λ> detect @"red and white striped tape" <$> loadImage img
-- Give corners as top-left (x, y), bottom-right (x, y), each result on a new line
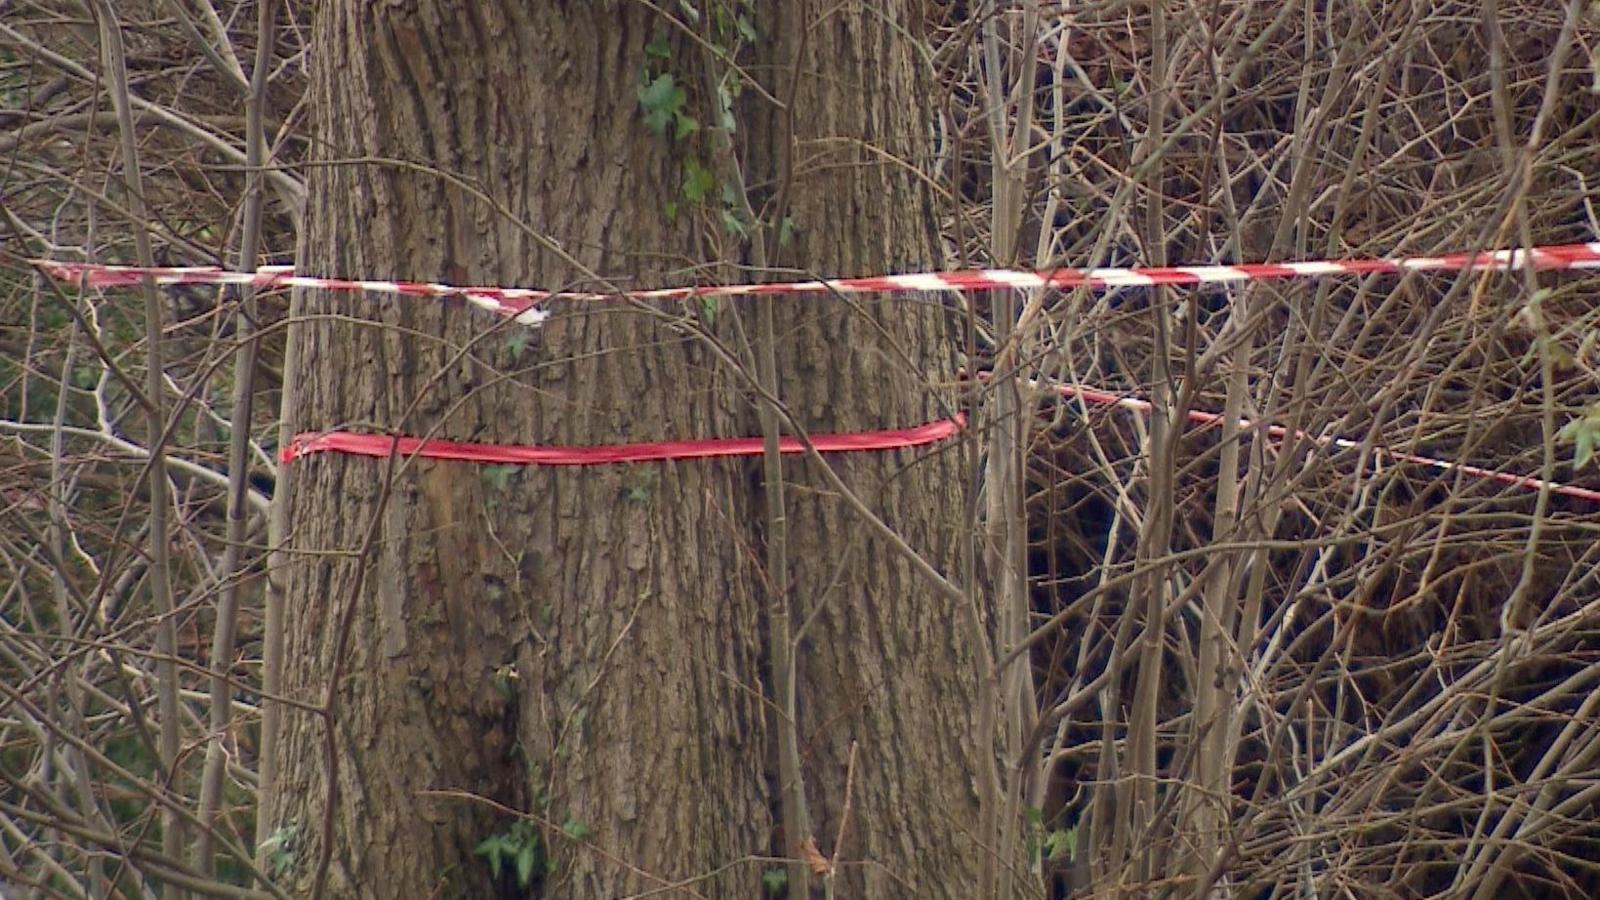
top-left (32, 246), bottom-right (1600, 500)
top-left (1050, 382), bottom-right (1600, 503)
top-left (31, 242), bottom-right (1600, 325)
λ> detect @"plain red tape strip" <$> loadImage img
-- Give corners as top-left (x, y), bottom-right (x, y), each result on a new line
top-left (279, 413), bottom-right (966, 466)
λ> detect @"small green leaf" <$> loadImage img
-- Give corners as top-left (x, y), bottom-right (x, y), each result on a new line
top-left (682, 159), bottom-right (715, 203)
top-left (476, 837), bottom-right (505, 880)
top-left (674, 112), bottom-right (700, 140)
top-left (483, 464), bottom-right (518, 492)
top-left (664, 200), bottom-right (679, 223)
top-left (638, 73), bottom-right (686, 136)
top-left (1023, 805), bottom-right (1044, 826)
top-left (638, 72), bottom-right (679, 109)
top-left (644, 37), bottom-right (672, 59)
top-left (1558, 407), bottom-right (1600, 470)
top-left (515, 841), bottom-right (536, 887)
top-left (643, 107), bottom-right (673, 135)
top-left (40, 307), bottom-right (69, 330)
top-left (1550, 342), bottom-right (1577, 370)
top-left (261, 826), bottom-right (298, 878)
top-left (716, 80), bottom-right (737, 132)
top-left (562, 816), bottom-right (593, 841)
top-left (762, 867), bottom-right (788, 895)
top-left (736, 13), bottom-right (758, 42)
top-left (1045, 826), bottom-right (1077, 862)
top-left (505, 329), bottom-right (531, 358)
top-left (778, 217), bottom-right (796, 246)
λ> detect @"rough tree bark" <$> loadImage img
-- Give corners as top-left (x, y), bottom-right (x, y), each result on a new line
top-left (265, 3), bottom-right (987, 897)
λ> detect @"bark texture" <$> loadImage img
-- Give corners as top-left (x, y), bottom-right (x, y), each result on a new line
top-left (267, 2), bottom-right (984, 897)
top-left (750, 8), bottom-right (987, 896)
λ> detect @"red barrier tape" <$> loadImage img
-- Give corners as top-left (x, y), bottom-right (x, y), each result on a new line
top-left (31, 242), bottom-right (1600, 325)
top-left (35, 246), bottom-right (1598, 497)
top-left (279, 414), bottom-right (966, 466)
top-left (1049, 382), bottom-right (1600, 503)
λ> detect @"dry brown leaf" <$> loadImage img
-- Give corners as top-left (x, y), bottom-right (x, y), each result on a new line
top-left (800, 836), bottom-right (832, 878)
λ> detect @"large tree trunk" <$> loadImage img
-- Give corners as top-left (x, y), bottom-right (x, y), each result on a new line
top-left (266, 3), bottom-right (987, 897)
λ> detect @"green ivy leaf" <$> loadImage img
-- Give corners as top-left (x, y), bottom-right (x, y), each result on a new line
top-left (515, 841), bottom-right (536, 887)
top-left (261, 826), bottom-right (298, 878)
top-left (1557, 408), bottom-right (1600, 470)
top-left (562, 816), bottom-right (593, 841)
top-left (475, 837), bottom-right (505, 880)
top-left (762, 867), bottom-right (788, 895)
top-left (638, 72), bottom-right (678, 109)
top-left (674, 112), bottom-right (700, 140)
top-left (642, 106), bottom-right (673, 136)
top-left (638, 73), bottom-right (686, 136)
top-left (483, 464), bottom-right (518, 492)
top-left (720, 208), bottom-right (748, 238)
top-left (1045, 826), bottom-right (1077, 862)
top-left (644, 37), bottom-right (672, 59)
top-left (682, 159), bottom-right (715, 203)
top-left (716, 79), bottom-right (737, 132)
